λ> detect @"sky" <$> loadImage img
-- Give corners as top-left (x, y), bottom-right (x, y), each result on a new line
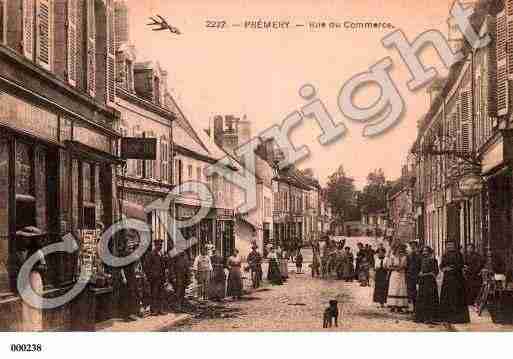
top-left (124, 0), bottom-right (455, 188)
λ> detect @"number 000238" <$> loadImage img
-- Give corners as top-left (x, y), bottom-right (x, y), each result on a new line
top-left (10, 344), bottom-right (43, 352)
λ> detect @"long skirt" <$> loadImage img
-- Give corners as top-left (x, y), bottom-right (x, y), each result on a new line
top-left (342, 261), bottom-right (354, 280)
top-left (209, 268), bottom-right (226, 300)
top-left (415, 275), bottom-right (439, 323)
top-left (373, 268), bottom-right (389, 304)
top-left (440, 271), bottom-right (470, 323)
top-left (267, 259), bottom-right (283, 285)
top-left (280, 259), bottom-right (289, 279)
top-left (387, 271), bottom-right (408, 308)
top-left (227, 267), bottom-right (243, 298)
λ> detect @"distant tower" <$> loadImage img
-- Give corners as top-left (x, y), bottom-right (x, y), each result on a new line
top-left (238, 114), bottom-right (251, 146)
top-left (448, 0), bottom-right (476, 52)
top-left (115, 0), bottom-right (130, 50)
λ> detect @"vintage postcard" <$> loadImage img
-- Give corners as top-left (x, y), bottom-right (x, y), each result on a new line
top-left (1, 0), bottom-right (513, 349)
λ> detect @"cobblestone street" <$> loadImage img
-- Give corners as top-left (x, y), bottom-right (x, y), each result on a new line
top-left (173, 266), bottom-right (447, 332)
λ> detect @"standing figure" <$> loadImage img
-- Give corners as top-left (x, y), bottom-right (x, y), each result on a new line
top-left (277, 246), bottom-right (289, 281)
top-left (356, 242), bottom-right (365, 281)
top-left (341, 247), bottom-right (355, 282)
top-left (311, 249), bottom-right (321, 278)
top-left (209, 249), bottom-right (226, 301)
top-left (168, 248), bottom-right (191, 311)
top-left (464, 244), bottom-right (484, 306)
top-left (386, 244), bottom-right (409, 313)
top-left (267, 246), bottom-right (283, 285)
top-left (119, 236), bottom-right (138, 322)
top-left (247, 244), bottom-right (263, 288)
top-left (295, 250), bottom-right (304, 274)
top-left (144, 240), bottom-right (166, 316)
top-left (193, 247), bottom-right (213, 301)
top-left (373, 247), bottom-right (389, 308)
top-left (415, 246), bottom-right (439, 324)
top-left (439, 241), bottom-right (470, 324)
top-left (406, 241), bottom-right (422, 313)
top-left (227, 249), bottom-right (244, 300)
top-left (358, 254), bottom-right (370, 287)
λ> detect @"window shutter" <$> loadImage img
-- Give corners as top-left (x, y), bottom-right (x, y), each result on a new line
top-left (460, 90), bottom-right (472, 154)
top-left (497, 10), bottom-right (508, 116)
top-left (507, 1), bottom-right (513, 78)
top-left (86, 0), bottom-right (96, 97)
top-left (106, 0), bottom-right (115, 104)
top-left (67, 0), bottom-right (77, 86)
top-left (23, 0), bottom-right (34, 59)
top-left (36, 0), bottom-right (52, 70)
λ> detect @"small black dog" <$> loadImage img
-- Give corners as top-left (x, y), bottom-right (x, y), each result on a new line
top-left (323, 300), bottom-right (339, 328)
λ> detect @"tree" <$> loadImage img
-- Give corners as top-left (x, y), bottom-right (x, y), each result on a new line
top-left (359, 168), bottom-right (392, 215)
top-left (325, 165), bottom-right (358, 222)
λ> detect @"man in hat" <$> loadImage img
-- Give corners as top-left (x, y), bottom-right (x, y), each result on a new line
top-left (167, 242), bottom-right (191, 311)
top-left (247, 242), bottom-right (263, 288)
top-left (406, 241), bottom-right (422, 313)
top-left (144, 240), bottom-right (166, 315)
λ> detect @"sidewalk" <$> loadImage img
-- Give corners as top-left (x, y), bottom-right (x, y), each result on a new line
top-left (97, 312), bottom-right (191, 332)
top-left (451, 308), bottom-right (513, 332)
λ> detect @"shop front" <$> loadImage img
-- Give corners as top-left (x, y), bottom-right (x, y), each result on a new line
top-left (0, 87), bottom-right (120, 331)
top-left (175, 203), bottom-right (217, 259)
top-left (480, 129), bottom-right (513, 283)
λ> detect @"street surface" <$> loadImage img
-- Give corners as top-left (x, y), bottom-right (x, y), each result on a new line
top-left (173, 237), bottom-right (445, 332)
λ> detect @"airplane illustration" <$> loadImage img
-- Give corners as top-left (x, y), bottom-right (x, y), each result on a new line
top-left (147, 15), bottom-right (182, 35)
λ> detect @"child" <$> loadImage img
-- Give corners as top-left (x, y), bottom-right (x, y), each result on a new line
top-left (295, 250), bottom-right (304, 274)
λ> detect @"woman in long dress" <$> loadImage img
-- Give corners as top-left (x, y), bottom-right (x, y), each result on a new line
top-left (267, 247), bottom-right (283, 285)
top-left (226, 249), bottom-right (243, 300)
top-left (439, 242), bottom-right (470, 324)
top-left (386, 244), bottom-right (409, 313)
top-left (342, 247), bottom-right (355, 282)
top-left (209, 249), bottom-right (226, 301)
top-left (373, 248), bottom-right (389, 308)
top-left (415, 246), bottom-right (439, 324)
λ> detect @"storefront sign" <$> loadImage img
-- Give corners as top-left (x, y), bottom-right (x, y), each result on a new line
top-left (0, 92), bottom-right (58, 142)
top-left (74, 124), bottom-right (112, 154)
top-left (121, 138), bottom-right (157, 160)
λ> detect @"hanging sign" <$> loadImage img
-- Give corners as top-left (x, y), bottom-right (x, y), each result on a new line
top-left (459, 173), bottom-right (483, 198)
top-left (121, 137), bottom-right (157, 160)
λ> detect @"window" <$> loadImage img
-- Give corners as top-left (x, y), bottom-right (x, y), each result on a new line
top-left (126, 59), bottom-right (134, 91)
top-left (196, 166), bottom-right (201, 182)
top-left (21, 0), bottom-right (54, 71)
top-left (160, 138), bottom-right (168, 182)
top-left (187, 164), bottom-right (193, 179)
top-left (154, 76), bottom-right (160, 105)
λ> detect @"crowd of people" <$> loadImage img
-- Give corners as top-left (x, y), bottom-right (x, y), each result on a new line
top-left (118, 238), bottom-right (262, 322)
top-left (310, 236), bottom-right (486, 325)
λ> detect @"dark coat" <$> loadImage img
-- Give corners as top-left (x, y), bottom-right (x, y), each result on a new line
top-left (415, 256), bottom-right (439, 323)
top-left (440, 250), bottom-right (470, 324)
top-left (406, 253), bottom-right (422, 301)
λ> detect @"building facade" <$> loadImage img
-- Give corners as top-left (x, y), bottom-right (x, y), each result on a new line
top-left (1, 0), bottom-right (121, 330)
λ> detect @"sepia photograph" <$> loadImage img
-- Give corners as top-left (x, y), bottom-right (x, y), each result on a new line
top-left (0, 0), bottom-right (512, 355)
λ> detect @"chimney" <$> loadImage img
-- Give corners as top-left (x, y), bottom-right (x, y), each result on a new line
top-left (213, 115), bottom-right (224, 147)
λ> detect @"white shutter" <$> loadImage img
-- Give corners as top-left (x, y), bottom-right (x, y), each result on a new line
top-left (67, 0), bottom-right (77, 86)
top-left (106, 0), bottom-right (115, 104)
top-left (86, 0), bottom-right (96, 97)
top-left (36, 0), bottom-right (52, 70)
top-left (23, 0), bottom-right (34, 60)
top-left (507, 0), bottom-right (513, 78)
top-left (460, 90), bottom-right (472, 153)
top-left (497, 10), bottom-right (509, 116)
